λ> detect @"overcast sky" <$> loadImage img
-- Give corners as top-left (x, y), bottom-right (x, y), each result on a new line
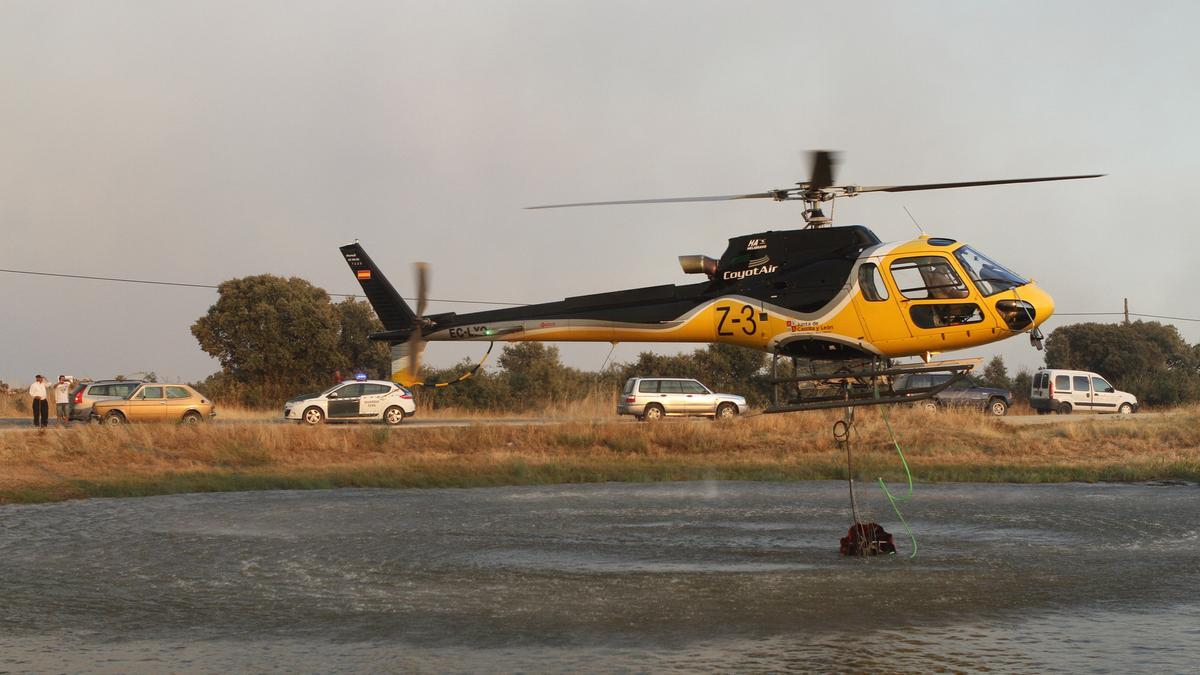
top-left (2, 0), bottom-right (1198, 388)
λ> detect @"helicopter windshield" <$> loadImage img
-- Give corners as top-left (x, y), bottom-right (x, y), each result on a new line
top-left (954, 245), bottom-right (1028, 296)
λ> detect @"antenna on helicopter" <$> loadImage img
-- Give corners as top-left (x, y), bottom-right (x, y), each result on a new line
top-left (902, 206), bottom-right (926, 237)
top-left (526, 151), bottom-right (1104, 229)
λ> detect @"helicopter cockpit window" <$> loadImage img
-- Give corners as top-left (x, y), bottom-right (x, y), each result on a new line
top-left (954, 245), bottom-right (1028, 296)
top-left (858, 263), bottom-right (889, 302)
top-left (889, 256), bottom-right (969, 300)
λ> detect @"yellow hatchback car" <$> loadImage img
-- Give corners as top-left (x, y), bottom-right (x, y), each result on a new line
top-left (92, 383), bottom-right (216, 425)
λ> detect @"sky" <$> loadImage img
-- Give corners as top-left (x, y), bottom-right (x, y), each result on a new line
top-left (2, 0), bottom-right (1198, 388)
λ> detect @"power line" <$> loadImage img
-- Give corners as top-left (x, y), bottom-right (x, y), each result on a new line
top-left (0, 267), bottom-right (526, 306)
top-left (2, 266), bottom-right (1197, 322)
top-left (1132, 313), bottom-right (1200, 323)
top-left (1054, 312), bottom-right (1200, 323)
top-left (0, 268), bottom-right (221, 290)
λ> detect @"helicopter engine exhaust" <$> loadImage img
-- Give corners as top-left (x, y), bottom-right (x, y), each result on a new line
top-left (679, 255), bottom-right (718, 277)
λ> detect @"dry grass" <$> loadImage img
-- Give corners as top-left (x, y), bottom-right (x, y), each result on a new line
top-left (1, 405), bottom-right (1197, 504)
top-left (0, 394), bottom-right (29, 418)
top-left (0, 390), bottom-right (70, 418)
top-left (0, 395), bottom-right (614, 422)
top-left (212, 402), bottom-right (278, 420)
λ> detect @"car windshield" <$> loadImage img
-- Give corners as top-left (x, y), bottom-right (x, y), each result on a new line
top-left (313, 383), bottom-right (346, 398)
top-left (954, 245), bottom-right (1028, 296)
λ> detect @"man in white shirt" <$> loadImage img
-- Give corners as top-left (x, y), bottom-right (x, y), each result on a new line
top-left (54, 375), bottom-right (72, 425)
top-left (28, 375), bottom-right (49, 429)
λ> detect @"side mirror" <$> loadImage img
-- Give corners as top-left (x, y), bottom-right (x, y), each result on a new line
top-left (327, 392), bottom-right (338, 399)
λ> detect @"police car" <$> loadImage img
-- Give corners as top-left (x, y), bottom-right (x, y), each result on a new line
top-left (284, 379), bottom-right (416, 425)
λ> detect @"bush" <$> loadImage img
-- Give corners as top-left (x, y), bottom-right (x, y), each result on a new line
top-left (1044, 321), bottom-right (1200, 406)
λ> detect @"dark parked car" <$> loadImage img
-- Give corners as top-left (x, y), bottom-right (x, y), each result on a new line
top-left (892, 373), bottom-right (1012, 416)
top-left (68, 379), bottom-right (146, 421)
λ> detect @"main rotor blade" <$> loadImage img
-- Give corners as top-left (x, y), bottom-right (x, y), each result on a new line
top-left (847, 174), bottom-right (1104, 194)
top-left (525, 193), bottom-right (778, 209)
top-left (810, 150), bottom-right (837, 190)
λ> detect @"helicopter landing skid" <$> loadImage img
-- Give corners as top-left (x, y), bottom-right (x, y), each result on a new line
top-left (764, 358), bottom-right (981, 414)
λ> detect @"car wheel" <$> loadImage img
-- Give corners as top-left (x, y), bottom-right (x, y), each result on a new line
top-left (181, 411), bottom-right (203, 424)
top-left (103, 411), bottom-right (126, 426)
top-left (302, 406), bottom-right (325, 425)
top-left (988, 398), bottom-right (1008, 416)
top-left (1118, 403), bottom-right (1133, 414)
top-left (642, 404), bottom-right (664, 421)
top-left (921, 400), bottom-right (939, 413)
top-left (715, 402), bottom-right (738, 421)
top-left (383, 406), bottom-right (406, 426)
top-left (1057, 402), bottom-right (1072, 415)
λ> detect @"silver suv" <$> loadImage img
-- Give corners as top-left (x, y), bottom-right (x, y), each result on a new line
top-left (68, 379), bottom-right (146, 422)
top-left (618, 377), bottom-right (747, 421)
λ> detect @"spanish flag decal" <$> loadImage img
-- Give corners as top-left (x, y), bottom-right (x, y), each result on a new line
top-left (356, 270), bottom-right (372, 280)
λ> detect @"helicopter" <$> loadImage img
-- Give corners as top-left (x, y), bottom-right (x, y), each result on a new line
top-left (340, 152), bottom-right (1100, 412)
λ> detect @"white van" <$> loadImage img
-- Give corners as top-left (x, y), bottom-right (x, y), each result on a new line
top-left (1030, 369), bottom-right (1138, 415)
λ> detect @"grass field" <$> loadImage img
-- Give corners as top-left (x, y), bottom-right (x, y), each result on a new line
top-left (0, 391), bottom-right (623, 421)
top-left (1, 405), bottom-right (1196, 504)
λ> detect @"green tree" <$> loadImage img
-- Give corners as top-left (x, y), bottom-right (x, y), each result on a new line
top-left (1044, 321), bottom-right (1200, 406)
top-left (191, 275), bottom-right (342, 404)
top-left (616, 344), bottom-right (772, 405)
top-left (498, 342), bottom-right (586, 403)
top-left (417, 343), bottom-right (598, 412)
top-left (694, 344), bottom-right (768, 387)
top-left (418, 358), bottom-right (511, 410)
top-left (616, 351), bottom-right (699, 380)
top-left (335, 298), bottom-right (391, 379)
top-left (1011, 368), bottom-right (1032, 403)
top-left (979, 356), bottom-right (1012, 391)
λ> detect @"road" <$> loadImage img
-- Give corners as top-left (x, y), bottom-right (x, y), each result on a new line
top-left (0, 411), bottom-right (1175, 430)
top-left (0, 416), bottom-right (591, 430)
top-left (996, 411), bottom-right (1174, 426)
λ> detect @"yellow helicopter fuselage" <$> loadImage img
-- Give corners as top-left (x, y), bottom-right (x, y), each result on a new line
top-left (467, 236), bottom-right (1053, 361)
top-left (341, 228), bottom-right (1053, 384)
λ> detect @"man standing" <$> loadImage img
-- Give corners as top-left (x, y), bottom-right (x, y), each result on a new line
top-left (29, 374), bottom-right (49, 429)
top-left (54, 375), bottom-right (72, 425)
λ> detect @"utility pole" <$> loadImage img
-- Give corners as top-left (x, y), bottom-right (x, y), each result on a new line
top-left (1123, 298), bottom-right (1130, 325)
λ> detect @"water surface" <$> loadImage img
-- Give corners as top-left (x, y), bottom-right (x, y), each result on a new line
top-left (1, 482), bottom-right (1197, 672)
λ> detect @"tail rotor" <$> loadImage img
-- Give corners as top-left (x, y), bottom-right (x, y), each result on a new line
top-left (403, 262), bottom-right (429, 385)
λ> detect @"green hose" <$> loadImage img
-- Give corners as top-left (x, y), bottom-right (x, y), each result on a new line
top-left (878, 405), bottom-right (918, 558)
top-left (872, 375), bottom-right (917, 558)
